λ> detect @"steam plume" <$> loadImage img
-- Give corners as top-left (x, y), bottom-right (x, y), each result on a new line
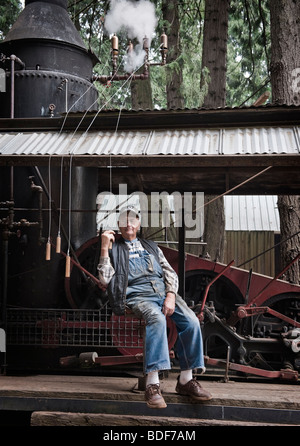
top-left (105, 0), bottom-right (158, 72)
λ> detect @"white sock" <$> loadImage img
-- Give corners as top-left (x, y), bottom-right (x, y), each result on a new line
top-left (179, 369), bottom-right (193, 385)
top-left (146, 370), bottom-right (159, 386)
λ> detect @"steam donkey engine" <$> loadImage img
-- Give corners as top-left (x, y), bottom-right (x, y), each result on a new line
top-left (1, 0), bottom-right (300, 380)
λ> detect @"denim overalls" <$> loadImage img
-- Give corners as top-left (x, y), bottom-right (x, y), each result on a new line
top-left (125, 241), bottom-right (205, 374)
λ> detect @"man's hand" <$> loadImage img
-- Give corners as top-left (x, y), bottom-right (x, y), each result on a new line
top-left (162, 292), bottom-right (176, 317)
top-left (101, 230), bottom-right (115, 257)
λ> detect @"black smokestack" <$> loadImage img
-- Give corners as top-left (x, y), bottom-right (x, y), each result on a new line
top-left (0, 0), bottom-right (99, 118)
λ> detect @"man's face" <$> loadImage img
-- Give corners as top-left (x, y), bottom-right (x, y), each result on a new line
top-left (118, 212), bottom-right (140, 240)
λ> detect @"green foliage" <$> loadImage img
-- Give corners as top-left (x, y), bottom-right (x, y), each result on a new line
top-left (0, 0), bottom-right (22, 41)
top-left (0, 0), bottom-right (272, 109)
top-left (226, 0), bottom-right (271, 106)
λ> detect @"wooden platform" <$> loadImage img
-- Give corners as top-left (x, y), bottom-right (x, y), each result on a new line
top-left (0, 372), bottom-right (300, 426)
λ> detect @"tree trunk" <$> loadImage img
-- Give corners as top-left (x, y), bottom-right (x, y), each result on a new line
top-left (270, 0), bottom-right (300, 283)
top-left (200, 195), bottom-right (225, 262)
top-left (270, 0), bottom-right (300, 106)
top-left (277, 196), bottom-right (300, 283)
top-left (130, 67), bottom-right (153, 110)
top-left (200, 0), bottom-right (230, 108)
top-left (199, 0), bottom-right (230, 261)
top-left (162, 0), bottom-right (184, 109)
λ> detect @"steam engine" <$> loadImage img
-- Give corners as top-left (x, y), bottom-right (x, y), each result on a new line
top-left (1, 0), bottom-right (300, 380)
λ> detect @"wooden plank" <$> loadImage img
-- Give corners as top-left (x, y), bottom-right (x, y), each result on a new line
top-left (0, 374), bottom-right (300, 410)
top-left (30, 411), bottom-right (291, 426)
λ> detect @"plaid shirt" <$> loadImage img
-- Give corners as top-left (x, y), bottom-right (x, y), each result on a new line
top-left (97, 239), bottom-right (178, 295)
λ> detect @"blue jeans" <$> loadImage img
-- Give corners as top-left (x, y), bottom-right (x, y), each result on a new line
top-left (126, 293), bottom-right (205, 374)
top-left (125, 249), bottom-right (205, 374)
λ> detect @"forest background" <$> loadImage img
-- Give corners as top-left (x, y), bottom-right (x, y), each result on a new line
top-left (0, 0), bottom-right (272, 109)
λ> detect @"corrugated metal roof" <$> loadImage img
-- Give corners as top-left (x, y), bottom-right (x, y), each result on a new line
top-left (0, 126), bottom-right (299, 156)
top-left (224, 195), bottom-right (280, 231)
top-left (222, 127), bottom-right (300, 155)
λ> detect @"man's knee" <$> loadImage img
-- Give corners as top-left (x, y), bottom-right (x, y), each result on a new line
top-left (145, 308), bottom-right (166, 326)
top-left (129, 301), bottom-right (165, 325)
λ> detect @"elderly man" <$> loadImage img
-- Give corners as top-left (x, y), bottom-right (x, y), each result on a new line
top-left (97, 205), bottom-right (212, 409)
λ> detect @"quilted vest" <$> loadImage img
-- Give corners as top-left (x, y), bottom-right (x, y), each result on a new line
top-left (107, 237), bottom-right (161, 315)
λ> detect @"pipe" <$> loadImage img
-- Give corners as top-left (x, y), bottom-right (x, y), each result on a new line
top-left (160, 32), bottom-right (168, 65)
top-left (111, 34), bottom-right (119, 76)
top-left (93, 72), bottom-right (149, 84)
top-left (143, 37), bottom-right (149, 77)
top-left (10, 58), bottom-right (14, 119)
top-left (0, 237), bottom-right (8, 374)
top-left (93, 32), bottom-right (166, 85)
top-left (178, 207), bottom-right (185, 299)
top-left (7, 55), bottom-right (25, 119)
top-left (29, 176), bottom-right (44, 244)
